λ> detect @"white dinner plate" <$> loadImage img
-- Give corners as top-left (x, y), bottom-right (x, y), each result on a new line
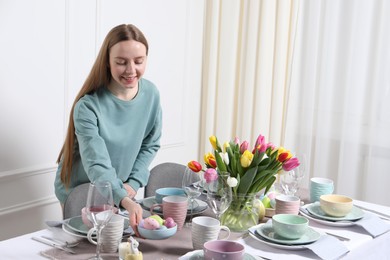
top-left (248, 224), bottom-right (308, 251)
top-left (180, 249), bottom-right (262, 260)
top-left (256, 223), bottom-right (321, 245)
top-left (306, 203), bottom-right (365, 221)
top-left (140, 196), bottom-right (208, 216)
top-left (299, 206), bottom-right (357, 227)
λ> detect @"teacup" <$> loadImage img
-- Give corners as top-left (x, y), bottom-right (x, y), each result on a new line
top-left (275, 194), bottom-right (301, 215)
top-left (203, 240), bottom-right (245, 260)
top-left (191, 216), bottom-right (230, 250)
top-left (150, 195), bottom-right (188, 230)
top-left (87, 214), bottom-right (124, 253)
top-left (310, 177), bottom-right (334, 203)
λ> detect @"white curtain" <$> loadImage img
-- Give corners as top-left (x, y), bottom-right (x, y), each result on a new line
top-left (201, 0), bottom-right (390, 206)
top-left (285, 0), bottom-right (390, 206)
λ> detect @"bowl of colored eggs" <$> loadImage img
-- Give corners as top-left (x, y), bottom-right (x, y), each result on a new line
top-left (138, 215), bottom-right (177, 240)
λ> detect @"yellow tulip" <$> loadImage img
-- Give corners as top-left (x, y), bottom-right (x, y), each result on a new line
top-left (240, 150), bottom-right (254, 168)
top-left (209, 135), bottom-right (217, 150)
top-left (204, 152), bottom-right (217, 168)
top-left (223, 142), bottom-right (230, 152)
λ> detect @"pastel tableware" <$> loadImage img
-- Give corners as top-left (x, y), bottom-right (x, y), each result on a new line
top-left (310, 177), bottom-right (334, 203)
top-left (203, 240), bottom-right (245, 260)
top-left (320, 194), bottom-right (353, 217)
top-left (87, 214), bottom-right (125, 253)
top-left (138, 225), bottom-right (177, 240)
top-left (275, 194), bottom-right (301, 215)
top-left (81, 206), bottom-right (119, 228)
top-left (155, 187), bottom-right (186, 203)
top-left (150, 195), bottom-right (188, 230)
top-left (306, 202), bottom-right (364, 221)
top-left (272, 214), bottom-right (309, 240)
top-left (191, 216), bottom-right (230, 250)
top-left (256, 222), bottom-right (320, 245)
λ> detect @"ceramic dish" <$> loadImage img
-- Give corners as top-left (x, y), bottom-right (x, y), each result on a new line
top-left (140, 196), bottom-right (208, 216)
top-left (180, 249), bottom-right (262, 260)
top-left (248, 225), bottom-right (307, 251)
top-left (65, 215), bottom-right (130, 235)
top-left (62, 222), bottom-right (93, 238)
top-left (306, 203), bottom-right (364, 221)
top-left (299, 206), bottom-right (357, 227)
top-left (256, 223), bottom-right (321, 245)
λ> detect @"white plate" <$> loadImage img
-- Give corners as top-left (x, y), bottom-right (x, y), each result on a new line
top-left (256, 223), bottom-right (321, 245)
top-left (306, 203), bottom-right (364, 221)
top-left (248, 224), bottom-right (308, 251)
top-left (299, 207), bottom-right (357, 227)
top-left (180, 249), bottom-right (262, 260)
top-left (141, 196), bottom-right (208, 216)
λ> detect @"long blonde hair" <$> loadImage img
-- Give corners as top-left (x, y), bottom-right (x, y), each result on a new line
top-left (57, 24), bottom-right (149, 186)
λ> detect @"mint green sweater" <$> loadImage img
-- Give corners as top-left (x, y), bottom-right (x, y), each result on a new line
top-left (55, 78), bottom-right (162, 206)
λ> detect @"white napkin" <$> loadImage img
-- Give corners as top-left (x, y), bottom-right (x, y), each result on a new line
top-left (302, 235), bottom-right (349, 260)
top-left (354, 213), bottom-right (390, 237)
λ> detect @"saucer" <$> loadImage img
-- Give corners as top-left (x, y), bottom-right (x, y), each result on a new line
top-left (141, 196), bottom-right (208, 216)
top-left (256, 223), bottom-right (321, 245)
top-left (306, 203), bottom-right (364, 221)
top-left (300, 206), bottom-right (357, 227)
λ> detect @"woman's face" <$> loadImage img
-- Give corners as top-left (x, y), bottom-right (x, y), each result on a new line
top-left (108, 40), bottom-right (147, 91)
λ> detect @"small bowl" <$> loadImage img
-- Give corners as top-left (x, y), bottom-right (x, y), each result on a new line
top-left (320, 194), bottom-right (353, 217)
top-left (203, 240), bottom-right (245, 260)
top-left (272, 214), bottom-right (308, 239)
top-left (138, 225), bottom-right (177, 240)
top-left (155, 187), bottom-right (186, 203)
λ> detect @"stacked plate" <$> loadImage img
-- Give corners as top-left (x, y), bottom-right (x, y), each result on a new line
top-left (300, 202), bottom-right (365, 227)
top-left (62, 215), bottom-right (130, 238)
top-left (140, 196), bottom-right (208, 216)
top-left (249, 222), bottom-right (321, 250)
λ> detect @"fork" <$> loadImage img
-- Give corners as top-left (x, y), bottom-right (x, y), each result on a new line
top-left (324, 232), bottom-right (350, 241)
top-left (41, 236), bottom-right (80, 248)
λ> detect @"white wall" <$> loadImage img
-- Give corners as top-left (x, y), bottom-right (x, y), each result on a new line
top-left (0, 0), bottom-right (205, 240)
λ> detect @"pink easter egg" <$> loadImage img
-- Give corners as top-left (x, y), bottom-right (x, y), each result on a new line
top-left (164, 217), bottom-right (176, 228)
top-left (143, 217), bottom-right (160, 230)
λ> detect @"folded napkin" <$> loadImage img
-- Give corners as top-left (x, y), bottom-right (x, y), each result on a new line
top-left (302, 235), bottom-right (349, 260)
top-left (247, 225), bottom-right (349, 260)
top-left (354, 213), bottom-right (390, 237)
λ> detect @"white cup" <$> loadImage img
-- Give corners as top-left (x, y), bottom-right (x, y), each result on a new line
top-left (87, 214), bottom-right (124, 253)
top-left (310, 177), bottom-right (334, 203)
top-left (191, 216), bottom-right (230, 250)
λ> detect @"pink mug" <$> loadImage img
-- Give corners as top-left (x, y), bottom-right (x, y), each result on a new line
top-left (275, 194), bottom-right (301, 215)
top-left (150, 195), bottom-right (188, 230)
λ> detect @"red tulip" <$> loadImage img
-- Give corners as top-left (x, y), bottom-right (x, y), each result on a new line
top-left (187, 161), bottom-right (202, 172)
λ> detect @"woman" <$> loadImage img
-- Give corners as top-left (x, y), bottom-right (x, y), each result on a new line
top-left (55, 24), bottom-right (162, 235)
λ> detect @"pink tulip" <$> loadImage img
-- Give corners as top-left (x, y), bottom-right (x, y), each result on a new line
top-left (234, 137), bottom-right (240, 144)
top-left (204, 168), bottom-right (218, 183)
top-left (282, 157), bottom-right (300, 171)
top-left (240, 141), bottom-right (249, 154)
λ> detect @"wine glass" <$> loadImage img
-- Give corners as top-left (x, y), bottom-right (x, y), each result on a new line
top-left (86, 181), bottom-right (115, 260)
top-left (205, 172), bottom-right (232, 220)
top-left (182, 167), bottom-right (203, 225)
top-left (280, 154), bottom-right (306, 197)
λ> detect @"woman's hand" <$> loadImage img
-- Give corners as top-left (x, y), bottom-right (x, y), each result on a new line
top-left (120, 197), bottom-right (143, 237)
top-left (124, 184), bottom-right (137, 199)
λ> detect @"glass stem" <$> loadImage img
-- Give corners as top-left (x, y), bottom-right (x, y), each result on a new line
top-left (189, 198), bottom-right (194, 222)
top-left (96, 226), bottom-right (103, 258)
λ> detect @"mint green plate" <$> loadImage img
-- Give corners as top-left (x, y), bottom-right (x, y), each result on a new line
top-left (256, 223), bottom-right (321, 245)
top-left (307, 203), bottom-right (364, 221)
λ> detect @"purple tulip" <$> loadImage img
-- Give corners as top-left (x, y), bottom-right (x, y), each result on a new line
top-left (282, 157), bottom-right (300, 171)
top-left (240, 141), bottom-right (249, 154)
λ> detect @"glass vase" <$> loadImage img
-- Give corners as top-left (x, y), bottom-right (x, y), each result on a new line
top-left (220, 193), bottom-right (259, 232)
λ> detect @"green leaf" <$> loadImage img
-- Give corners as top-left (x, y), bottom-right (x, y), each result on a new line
top-left (263, 176), bottom-right (276, 194)
top-left (214, 150), bottom-right (227, 172)
top-left (237, 166), bottom-right (258, 194)
top-left (215, 137), bottom-right (223, 152)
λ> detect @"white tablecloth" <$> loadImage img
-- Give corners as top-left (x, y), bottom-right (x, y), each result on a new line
top-left (0, 200), bottom-right (389, 259)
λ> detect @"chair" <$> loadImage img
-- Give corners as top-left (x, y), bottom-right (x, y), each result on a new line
top-left (144, 162), bottom-right (199, 197)
top-left (63, 183), bottom-right (90, 219)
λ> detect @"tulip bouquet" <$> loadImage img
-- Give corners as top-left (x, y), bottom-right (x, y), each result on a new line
top-left (188, 134), bottom-right (300, 231)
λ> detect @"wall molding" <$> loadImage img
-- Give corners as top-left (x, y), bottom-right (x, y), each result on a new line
top-left (0, 165), bottom-right (57, 181)
top-left (0, 195), bottom-right (59, 217)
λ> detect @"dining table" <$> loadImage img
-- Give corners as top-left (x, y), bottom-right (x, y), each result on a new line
top-left (1, 191), bottom-right (390, 260)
